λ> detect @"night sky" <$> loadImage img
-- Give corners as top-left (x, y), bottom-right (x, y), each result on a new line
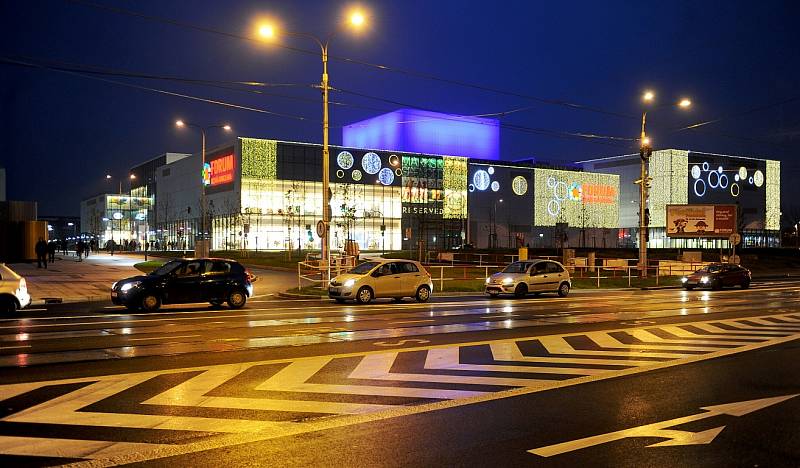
top-left (2, 0), bottom-right (799, 219)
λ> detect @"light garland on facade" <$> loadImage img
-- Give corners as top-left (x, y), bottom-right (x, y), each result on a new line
top-left (533, 168), bottom-right (619, 228)
top-left (240, 138), bottom-right (277, 180)
top-left (648, 149), bottom-right (688, 227)
top-left (442, 156), bottom-right (468, 219)
top-left (766, 160), bottom-right (780, 231)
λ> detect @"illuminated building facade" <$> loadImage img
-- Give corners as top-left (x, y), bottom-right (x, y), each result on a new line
top-left (579, 150), bottom-right (781, 248)
top-left (79, 193), bottom-right (154, 246)
top-left (150, 137), bottom-right (620, 252)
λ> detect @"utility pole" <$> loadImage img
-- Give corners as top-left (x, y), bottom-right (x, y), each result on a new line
top-left (637, 142), bottom-right (652, 278)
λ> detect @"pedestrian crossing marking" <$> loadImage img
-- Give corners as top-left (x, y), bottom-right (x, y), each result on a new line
top-left (1, 312), bottom-right (799, 465)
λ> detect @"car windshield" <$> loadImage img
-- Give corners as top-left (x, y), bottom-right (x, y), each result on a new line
top-left (349, 262), bottom-right (380, 275)
top-left (698, 264), bottom-right (724, 274)
top-left (150, 260), bottom-right (182, 276)
top-left (502, 262), bottom-right (530, 274)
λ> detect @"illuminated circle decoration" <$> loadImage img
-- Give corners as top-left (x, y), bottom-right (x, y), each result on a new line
top-left (554, 181), bottom-right (568, 201)
top-left (567, 182), bottom-right (583, 201)
top-left (202, 162), bottom-right (211, 186)
top-left (730, 182), bottom-right (740, 197)
top-left (351, 169), bottom-right (363, 181)
top-left (717, 166), bottom-right (723, 174)
top-left (337, 151), bottom-right (354, 170)
top-left (512, 176), bottom-right (528, 195)
top-left (691, 165), bottom-right (701, 179)
top-left (694, 179), bottom-right (707, 197)
top-left (388, 154), bottom-right (400, 167)
top-left (491, 181), bottom-right (500, 192)
top-left (488, 166), bottom-right (495, 175)
top-left (748, 176), bottom-right (754, 185)
top-left (336, 169), bottom-right (345, 179)
top-left (735, 174), bottom-right (740, 182)
top-left (738, 166), bottom-right (748, 180)
top-left (395, 168), bottom-right (402, 176)
top-left (719, 174), bottom-right (729, 189)
top-left (546, 176), bottom-right (557, 189)
top-left (378, 167), bottom-right (395, 186)
top-left (707, 171), bottom-right (720, 188)
top-left (362, 152), bottom-right (381, 174)
top-left (547, 199), bottom-right (561, 217)
top-left (468, 183), bottom-right (475, 192)
top-left (753, 170), bottom-right (764, 187)
top-left (112, 212), bottom-right (123, 220)
top-left (473, 170), bottom-right (491, 191)
top-left (702, 161), bottom-right (709, 172)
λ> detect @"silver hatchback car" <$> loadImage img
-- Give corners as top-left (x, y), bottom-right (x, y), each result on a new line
top-left (485, 260), bottom-right (571, 298)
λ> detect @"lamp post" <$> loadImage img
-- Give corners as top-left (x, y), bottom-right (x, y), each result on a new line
top-left (257, 9), bottom-right (367, 279)
top-left (175, 120), bottom-right (232, 257)
top-left (636, 91), bottom-right (691, 278)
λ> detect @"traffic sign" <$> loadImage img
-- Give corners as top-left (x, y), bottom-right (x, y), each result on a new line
top-left (316, 220), bottom-right (326, 238)
top-left (729, 233), bottom-right (742, 245)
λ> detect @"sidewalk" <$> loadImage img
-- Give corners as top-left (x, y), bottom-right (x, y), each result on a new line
top-left (8, 252), bottom-right (300, 305)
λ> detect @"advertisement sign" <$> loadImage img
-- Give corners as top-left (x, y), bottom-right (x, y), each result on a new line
top-left (203, 153), bottom-right (235, 186)
top-left (666, 204), bottom-right (737, 238)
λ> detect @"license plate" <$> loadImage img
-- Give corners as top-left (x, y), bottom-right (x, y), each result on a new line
top-left (329, 287), bottom-right (340, 294)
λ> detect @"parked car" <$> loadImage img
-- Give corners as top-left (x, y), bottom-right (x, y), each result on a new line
top-left (111, 258), bottom-right (255, 311)
top-left (328, 259), bottom-right (433, 304)
top-left (0, 264), bottom-right (31, 313)
top-left (682, 263), bottom-right (751, 290)
top-left (485, 260), bottom-right (571, 298)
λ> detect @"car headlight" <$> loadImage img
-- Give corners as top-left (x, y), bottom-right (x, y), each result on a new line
top-left (700, 276), bottom-right (709, 284)
top-left (681, 277), bottom-right (688, 283)
top-left (485, 277), bottom-right (491, 284)
top-left (120, 281), bottom-right (141, 292)
top-left (343, 279), bottom-right (356, 288)
top-left (502, 277), bottom-right (514, 285)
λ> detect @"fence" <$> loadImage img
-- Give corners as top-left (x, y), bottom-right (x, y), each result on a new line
top-left (297, 253), bottom-right (357, 289)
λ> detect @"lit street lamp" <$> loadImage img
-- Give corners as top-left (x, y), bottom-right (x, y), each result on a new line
top-left (637, 90), bottom-right (692, 278)
top-left (257, 8), bottom-right (368, 278)
top-left (175, 120), bottom-right (232, 257)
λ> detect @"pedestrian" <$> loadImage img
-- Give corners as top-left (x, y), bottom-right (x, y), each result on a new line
top-left (47, 240), bottom-right (56, 263)
top-left (61, 239), bottom-right (68, 255)
top-left (35, 237), bottom-right (48, 269)
top-left (76, 240), bottom-right (84, 261)
top-left (84, 239), bottom-right (90, 258)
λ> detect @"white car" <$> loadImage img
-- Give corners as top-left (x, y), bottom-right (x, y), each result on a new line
top-left (0, 264), bottom-right (31, 313)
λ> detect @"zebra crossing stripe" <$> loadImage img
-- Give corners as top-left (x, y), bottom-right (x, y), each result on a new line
top-left (1, 312), bottom-right (799, 464)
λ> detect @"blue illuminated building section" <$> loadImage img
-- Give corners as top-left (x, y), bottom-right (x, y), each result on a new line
top-left (343, 109), bottom-right (500, 160)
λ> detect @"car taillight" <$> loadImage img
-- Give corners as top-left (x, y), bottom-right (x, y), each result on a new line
top-left (19, 278), bottom-right (26, 292)
top-left (245, 269), bottom-right (256, 282)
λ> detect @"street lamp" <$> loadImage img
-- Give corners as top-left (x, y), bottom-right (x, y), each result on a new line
top-left (257, 8), bottom-right (368, 279)
top-left (637, 91), bottom-right (692, 278)
top-left (175, 120), bottom-right (232, 257)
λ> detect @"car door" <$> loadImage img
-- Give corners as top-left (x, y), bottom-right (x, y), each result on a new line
top-left (166, 260), bottom-right (205, 304)
top-left (370, 263), bottom-right (400, 298)
top-left (399, 262), bottom-right (424, 295)
top-left (527, 262), bottom-right (548, 291)
top-left (201, 260), bottom-right (232, 301)
top-left (544, 262), bottom-right (567, 292)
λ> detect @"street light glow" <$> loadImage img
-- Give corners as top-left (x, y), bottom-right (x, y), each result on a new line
top-left (223, 124), bottom-right (232, 131)
top-left (175, 120), bottom-right (185, 127)
top-left (106, 174), bottom-right (112, 179)
top-left (258, 24), bottom-right (275, 38)
top-left (643, 91), bottom-right (655, 102)
top-left (679, 98), bottom-right (692, 108)
top-left (349, 10), bottom-right (365, 27)
top-left (642, 137), bottom-right (651, 146)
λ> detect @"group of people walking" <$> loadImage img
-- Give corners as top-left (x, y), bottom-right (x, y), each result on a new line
top-left (34, 238), bottom-right (97, 268)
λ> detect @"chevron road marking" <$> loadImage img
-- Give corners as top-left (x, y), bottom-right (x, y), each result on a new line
top-left (0, 312), bottom-right (799, 465)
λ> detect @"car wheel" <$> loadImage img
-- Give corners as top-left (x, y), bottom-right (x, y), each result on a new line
top-left (415, 285), bottom-right (431, 303)
top-left (741, 280), bottom-right (750, 289)
top-left (711, 281), bottom-right (722, 291)
top-left (0, 297), bottom-right (17, 314)
top-left (334, 298), bottom-right (346, 304)
top-left (557, 282), bottom-right (570, 297)
top-left (141, 294), bottom-right (161, 311)
top-left (227, 289), bottom-right (247, 309)
top-left (356, 287), bottom-right (373, 304)
top-left (513, 283), bottom-right (528, 298)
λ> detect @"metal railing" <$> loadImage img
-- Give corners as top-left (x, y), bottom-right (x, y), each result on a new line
top-left (297, 253), bottom-right (356, 289)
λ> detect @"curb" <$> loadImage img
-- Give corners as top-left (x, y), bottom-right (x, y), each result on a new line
top-left (276, 292), bottom-right (327, 300)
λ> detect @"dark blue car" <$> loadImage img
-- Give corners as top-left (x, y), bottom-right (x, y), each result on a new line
top-left (111, 258), bottom-right (255, 311)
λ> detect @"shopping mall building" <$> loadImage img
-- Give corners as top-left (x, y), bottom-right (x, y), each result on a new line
top-left (79, 110), bottom-right (782, 251)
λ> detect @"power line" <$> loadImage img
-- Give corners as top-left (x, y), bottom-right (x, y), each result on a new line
top-left (63, 0), bottom-right (636, 120)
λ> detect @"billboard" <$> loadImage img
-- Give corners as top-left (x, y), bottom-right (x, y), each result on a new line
top-left (533, 168), bottom-right (619, 228)
top-left (666, 204), bottom-right (737, 238)
top-left (203, 153), bottom-right (235, 187)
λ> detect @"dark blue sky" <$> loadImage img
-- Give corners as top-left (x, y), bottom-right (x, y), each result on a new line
top-left (2, 0), bottom-right (799, 216)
